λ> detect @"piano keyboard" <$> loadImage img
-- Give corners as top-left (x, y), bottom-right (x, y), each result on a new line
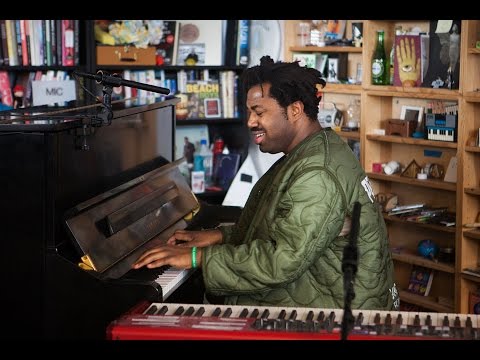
top-left (154, 268), bottom-right (194, 300)
top-left (107, 303), bottom-right (480, 340)
top-left (426, 127), bottom-right (455, 142)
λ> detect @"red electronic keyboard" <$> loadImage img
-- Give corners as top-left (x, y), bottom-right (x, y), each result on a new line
top-left (107, 302), bottom-right (479, 340)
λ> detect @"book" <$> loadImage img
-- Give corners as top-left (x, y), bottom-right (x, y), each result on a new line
top-left (174, 125), bottom-right (209, 162)
top-left (469, 291), bottom-right (480, 314)
top-left (155, 21), bottom-right (178, 66)
top-left (407, 265), bottom-right (434, 296)
top-left (393, 34), bottom-right (422, 87)
top-left (213, 153), bottom-right (241, 190)
top-left (182, 80), bottom-right (221, 119)
top-left (236, 20), bottom-right (249, 66)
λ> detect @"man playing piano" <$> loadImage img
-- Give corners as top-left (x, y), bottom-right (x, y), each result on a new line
top-left (133, 56), bottom-right (400, 311)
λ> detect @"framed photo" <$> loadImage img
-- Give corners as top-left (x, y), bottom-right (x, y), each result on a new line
top-left (400, 105), bottom-right (424, 134)
top-left (204, 98), bottom-right (221, 118)
top-left (400, 105), bottom-right (424, 123)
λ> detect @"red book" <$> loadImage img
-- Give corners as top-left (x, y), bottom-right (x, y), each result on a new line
top-left (62, 19), bottom-right (74, 66)
top-left (0, 71), bottom-right (13, 107)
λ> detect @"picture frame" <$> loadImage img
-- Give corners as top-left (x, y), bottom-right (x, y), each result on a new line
top-left (400, 105), bottom-right (424, 123)
top-left (204, 98), bottom-right (221, 118)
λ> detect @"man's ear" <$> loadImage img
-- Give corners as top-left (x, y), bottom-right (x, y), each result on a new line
top-left (289, 100), bottom-right (304, 121)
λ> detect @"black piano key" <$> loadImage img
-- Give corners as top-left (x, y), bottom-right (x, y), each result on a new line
top-left (425, 315), bottom-right (432, 327)
top-left (184, 306), bottom-right (195, 316)
top-left (250, 309), bottom-right (260, 318)
top-left (277, 309), bottom-right (286, 320)
top-left (355, 312), bottom-right (364, 327)
top-left (157, 305), bottom-right (169, 315)
top-left (317, 310), bottom-right (325, 322)
top-left (288, 310), bottom-right (297, 321)
top-left (239, 308), bottom-right (249, 318)
top-left (222, 307), bottom-right (233, 318)
top-left (194, 307), bottom-right (205, 317)
top-left (413, 314), bottom-right (421, 327)
top-left (306, 311), bottom-right (314, 321)
top-left (443, 315), bottom-right (449, 327)
top-left (211, 307), bottom-right (222, 317)
top-left (395, 314), bottom-right (403, 325)
top-left (145, 305), bottom-right (157, 315)
top-left (260, 309), bottom-right (270, 319)
top-left (173, 306), bottom-right (185, 316)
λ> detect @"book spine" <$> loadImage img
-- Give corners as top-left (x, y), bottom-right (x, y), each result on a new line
top-left (5, 20), bottom-right (18, 66)
top-left (62, 20), bottom-right (74, 66)
top-left (14, 20), bottom-right (23, 67)
top-left (236, 20), bottom-right (250, 66)
top-left (20, 20), bottom-right (29, 66)
top-left (0, 71), bottom-right (13, 107)
top-left (0, 20), bottom-right (9, 65)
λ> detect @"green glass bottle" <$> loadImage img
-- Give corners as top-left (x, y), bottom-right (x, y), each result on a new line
top-left (371, 30), bottom-right (387, 85)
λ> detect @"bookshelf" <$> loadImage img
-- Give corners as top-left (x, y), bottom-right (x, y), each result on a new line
top-left (284, 20), bottom-right (363, 162)
top-left (87, 20), bottom-right (251, 204)
top-left (361, 19), bottom-right (480, 314)
top-left (0, 19), bottom-right (89, 109)
top-left (283, 20), bottom-right (480, 314)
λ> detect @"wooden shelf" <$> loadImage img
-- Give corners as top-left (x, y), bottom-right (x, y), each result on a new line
top-left (464, 92), bottom-right (480, 102)
top-left (464, 229), bottom-right (480, 240)
top-left (384, 214), bottom-right (456, 234)
top-left (336, 130), bottom-right (360, 140)
top-left (399, 290), bottom-right (454, 313)
top-left (391, 252), bottom-right (455, 273)
top-left (467, 47), bottom-right (480, 54)
top-left (465, 187), bottom-right (480, 196)
top-left (465, 146), bottom-right (480, 153)
top-left (366, 134), bottom-right (457, 149)
top-left (177, 118), bottom-right (244, 126)
top-left (322, 83), bottom-right (362, 95)
top-left (289, 46), bottom-right (362, 53)
top-left (364, 87), bottom-right (460, 101)
top-left (94, 65), bottom-right (246, 71)
top-left (0, 65), bottom-right (81, 71)
top-left (366, 173), bottom-right (457, 191)
top-left (461, 273), bottom-right (480, 283)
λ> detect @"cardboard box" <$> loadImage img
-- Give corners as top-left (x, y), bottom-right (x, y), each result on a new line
top-left (96, 45), bottom-right (156, 66)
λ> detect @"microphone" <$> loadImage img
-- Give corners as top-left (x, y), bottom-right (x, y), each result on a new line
top-left (73, 70), bottom-right (170, 95)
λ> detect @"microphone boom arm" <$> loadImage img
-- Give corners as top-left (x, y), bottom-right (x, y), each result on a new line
top-left (73, 70), bottom-right (171, 126)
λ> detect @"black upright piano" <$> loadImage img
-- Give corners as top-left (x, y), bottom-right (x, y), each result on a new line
top-left (0, 99), bottom-right (238, 339)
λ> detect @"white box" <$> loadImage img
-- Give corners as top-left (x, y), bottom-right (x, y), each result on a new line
top-left (191, 171), bottom-right (205, 194)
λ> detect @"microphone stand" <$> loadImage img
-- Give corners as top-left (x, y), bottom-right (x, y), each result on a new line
top-left (73, 70), bottom-right (170, 127)
top-left (340, 201), bottom-right (361, 341)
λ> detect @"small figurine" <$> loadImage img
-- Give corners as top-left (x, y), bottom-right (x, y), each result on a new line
top-left (13, 85), bottom-right (25, 109)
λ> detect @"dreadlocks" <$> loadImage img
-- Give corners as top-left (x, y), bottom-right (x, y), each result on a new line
top-left (241, 55), bottom-right (326, 121)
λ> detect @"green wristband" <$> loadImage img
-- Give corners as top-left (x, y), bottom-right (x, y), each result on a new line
top-left (192, 246), bottom-right (197, 269)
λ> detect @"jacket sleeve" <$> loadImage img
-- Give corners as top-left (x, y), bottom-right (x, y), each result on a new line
top-left (202, 167), bottom-right (347, 295)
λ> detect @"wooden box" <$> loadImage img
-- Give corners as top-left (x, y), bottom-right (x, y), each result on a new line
top-left (96, 45), bottom-right (156, 66)
top-left (385, 119), bottom-right (418, 137)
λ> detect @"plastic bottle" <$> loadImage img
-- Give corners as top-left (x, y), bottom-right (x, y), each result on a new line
top-left (199, 139), bottom-right (213, 187)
